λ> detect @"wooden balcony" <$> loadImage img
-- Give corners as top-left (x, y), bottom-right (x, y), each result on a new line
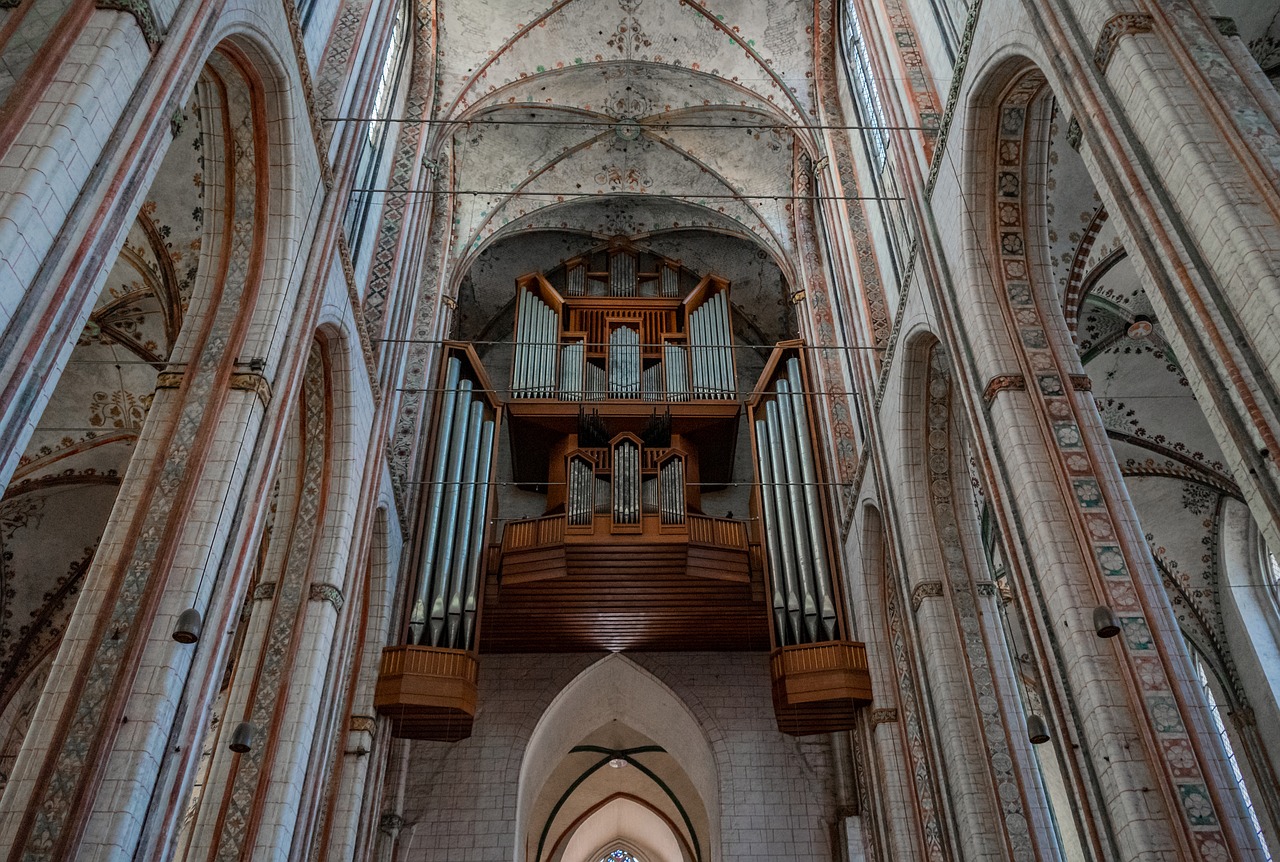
top-left (770, 641), bottom-right (873, 736)
top-left (373, 646), bottom-right (478, 741)
top-left (482, 513), bottom-right (769, 652)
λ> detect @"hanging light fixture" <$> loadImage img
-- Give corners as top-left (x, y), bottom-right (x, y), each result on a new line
top-left (1093, 605), bottom-right (1121, 639)
top-left (229, 721), bottom-right (255, 753)
top-left (1026, 714), bottom-right (1050, 745)
top-left (172, 607), bottom-right (203, 644)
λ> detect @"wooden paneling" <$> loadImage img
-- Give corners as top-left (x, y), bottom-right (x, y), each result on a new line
top-left (484, 513), bottom-right (767, 652)
top-left (769, 641), bottom-right (873, 736)
top-left (374, 646), bottom-right (478, 741)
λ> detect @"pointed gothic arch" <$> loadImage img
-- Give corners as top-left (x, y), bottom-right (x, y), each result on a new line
top-left (515, 654), bottom-right (719, 862)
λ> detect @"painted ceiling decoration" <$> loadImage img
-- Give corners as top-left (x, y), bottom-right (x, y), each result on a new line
top-left (430, 0), bottom-right (825, 271)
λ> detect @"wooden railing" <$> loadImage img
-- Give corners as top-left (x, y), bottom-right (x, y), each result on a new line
top-left (378, 644), bottom-right (478, 684)
top-left (687, 514), bottom-right (747, 550)
top-left (770, 640), bottom-right (869, 677)
top-left (502, 512), bottom-right (749, 552)
top-left (501, 514), bottom-right (565, 553)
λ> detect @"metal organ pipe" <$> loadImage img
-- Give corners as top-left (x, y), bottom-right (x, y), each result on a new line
top-left (689, 306), bottom-right (706, 397)
top-left (409, 359), bottom-right (497, 650)
top-left (516, 291), bottom-right (558, 398)
top-left (784, 358), bottom-right (838, 639)
top-left (776, 378), bottom-right (831, 641)
top-left (665, 343), bottom-right (688, 401)
top-left (409, 358), bottom-right (463, 643)
top-left (704, 301), bottom-right (718, 396)
top-left (642, 476), bottom-right (658, 514)
top-left (609, 328), bottom-right (640, 397)
top-left (660, 458), bottom-right (685, 525)
top-left (530, 290), bottom-right (544, 395)
top-left (613, 440), bottom-right (639, 524)
top-left (712, 293), bottom-right (732, 398)
top-left (661, 265), bottom-right (678, 297)
top-left (766, 401), bottom-right (817, 641)
top-left (541, 302), bottom-right (553, 397)
top-left (568, 458), bottom-right (592, 525)
top-left (426, 377), bottom-right (475, 646)
top-left (560, 341), bottom-right (583, 401)
top-left (722, 295), bottom-right (735, 397)
top-left (513, 290), bottom-right (530, 396)
top-left (586, 362), bottom-right (606, 401)
top-left (643, 364), bottom-right (661, 401)
top-left (756, 418), bottom-right (796, 643)
top-left (460, 418), bottom-right (495, 650)
top-left (612, 252), bottom-right (636, 296)
top-left (443, 400), bottom-right (485, 648)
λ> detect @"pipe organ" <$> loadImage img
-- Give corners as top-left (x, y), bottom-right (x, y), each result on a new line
top-left (750, 344), bottom-right (871, 734)
top-left (508, 267), bottom-right (735, 406)
top-left (375, 345), bottom-right (501, 741)
top-left (377, 246), bottom-right (869, 741)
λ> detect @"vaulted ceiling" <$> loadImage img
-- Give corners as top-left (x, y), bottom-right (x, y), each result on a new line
top-left (430, 0), bottom-right (823, 277)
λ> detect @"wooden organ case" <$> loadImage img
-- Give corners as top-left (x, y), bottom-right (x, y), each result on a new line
top-left (376, 246), bottom-right (870, 740)
top-left (486, 250), bottom-right (768, 653)
top-left (375, 344), bottom-right (502, 741)
top-left (749, 344), bottom-right (871, 734)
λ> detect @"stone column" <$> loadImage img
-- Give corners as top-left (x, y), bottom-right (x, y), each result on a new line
top-left (942, 67), bottom-right (1265, 860)
top-left (1030, 0), bottom-right (1280, 560)
top-left (0, 8), bottom-right (175, 487)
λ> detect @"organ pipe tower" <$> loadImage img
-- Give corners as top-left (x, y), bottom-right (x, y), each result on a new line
top-left (376, 243), bottom-right (870, 739)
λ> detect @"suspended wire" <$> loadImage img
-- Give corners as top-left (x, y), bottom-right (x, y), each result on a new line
top-left (404, 478), bottom-right (851, 488)
top-left (324, 116), bottom-right (940, 133)
top-left (373, 337), bottom-right (882, 350)
top-left (349, 187), bottom-right (906, 201)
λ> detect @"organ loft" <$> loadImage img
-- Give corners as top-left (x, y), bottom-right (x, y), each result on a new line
top-left (375, 243), bottom-right (872, 741)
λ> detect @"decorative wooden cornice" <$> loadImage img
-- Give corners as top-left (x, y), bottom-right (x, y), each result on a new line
top-left (97, 0), bottom-right (160, 48)
top-left (982, 374), bottom-right (1026, 404)
top-left (911, 581), bottom-right (944, 611)
top-left (1094, 14), bottom-right (1154, 73)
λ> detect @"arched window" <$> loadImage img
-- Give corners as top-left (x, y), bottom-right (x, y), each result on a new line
top-left (1189, 645), bottom-right (1274, 860)
top-left (344, 0), bottom-right (411, 265)
top-left (598, 850), bottom-right (641, 862)
top-left (839, 0), bottom-right (889, 167)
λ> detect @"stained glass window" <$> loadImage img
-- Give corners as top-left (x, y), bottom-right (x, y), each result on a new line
top-left (598, 850), bottom-right (640, 862)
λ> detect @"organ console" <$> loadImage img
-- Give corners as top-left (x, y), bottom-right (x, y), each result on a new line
top-left (375, 243), bottom-right (869, 740)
